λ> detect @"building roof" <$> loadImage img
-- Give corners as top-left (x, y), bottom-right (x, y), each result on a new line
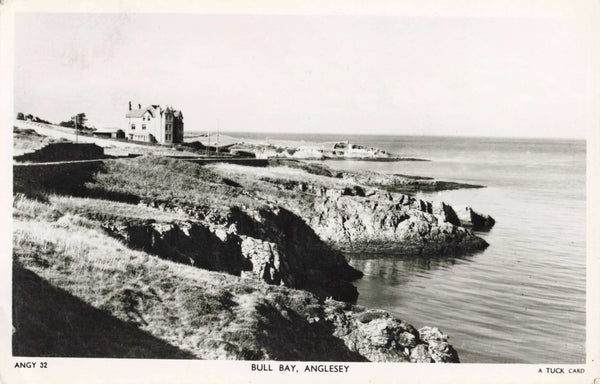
top-left (94, 127), bottom-right (122, 133)
top-left (126, 107), bottom-right (152, 118)
top-left (126, 105), bottom-right (183, 119)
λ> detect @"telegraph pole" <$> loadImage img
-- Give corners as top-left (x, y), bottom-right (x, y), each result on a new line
top-left (206, 126), bottom-right (210, 157)
top-left (73, 115), bottom-right (78, 143)
top-left (216, 119), bottom-right (220, 154)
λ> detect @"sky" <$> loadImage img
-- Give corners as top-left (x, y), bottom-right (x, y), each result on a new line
top-left (14, 13), bottom-right (593, 138)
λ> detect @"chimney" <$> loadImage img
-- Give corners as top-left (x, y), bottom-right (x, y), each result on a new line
top-left (128, 101), bottom-right (132, 111)
top-left (138, 103), bottom-right (141, 109)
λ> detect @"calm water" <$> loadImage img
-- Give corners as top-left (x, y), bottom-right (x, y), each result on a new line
top-left (228, 132), bottom-right (587, 363)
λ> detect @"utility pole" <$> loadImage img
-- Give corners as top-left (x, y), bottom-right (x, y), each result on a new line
top-left (216, 119), bottom-right (220, 154)
top-left (73, 115), bottom-right (78, 143)
top-left (206, 126), bottom-right (210, 157)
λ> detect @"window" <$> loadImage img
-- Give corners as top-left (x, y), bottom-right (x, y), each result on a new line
top-left (166, 124), bottom-right (171, 131)
top-left (131, 124), bottom-right (136, 130)
top-left (142, 124), bottom-right (146, 130)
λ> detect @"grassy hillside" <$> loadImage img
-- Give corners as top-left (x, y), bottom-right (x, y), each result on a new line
top-left (13, 194), bottom-right (365, 360)
top-left (13, 126), bottom-right (69, 156)
top-left (85, 157), bottom-right (262, 212)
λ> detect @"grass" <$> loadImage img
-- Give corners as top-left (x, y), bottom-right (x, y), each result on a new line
top-left (13, 266), bottom-right (196, 358)
top-left (85, 156), bottom-right (265, 213)
top-left (13, 216), bottom-right (238, 358)
top-left (82, 156), bottom-right (348, 225)
top-left (12, 194), bottom-right (366, 360)
top-left (13, 126), bottom-right (69, 156)
top-left (267, 158), bottom-right (341, 177)
top-left (13, 193), bottom-right (187, 224)
top-left (206, 163), bottom-right (350, 190)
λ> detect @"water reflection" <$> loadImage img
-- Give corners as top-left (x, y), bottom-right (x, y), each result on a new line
top-left (347, 251), bottom-right (480, 287)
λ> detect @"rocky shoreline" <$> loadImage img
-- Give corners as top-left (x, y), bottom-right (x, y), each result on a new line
top-left (13, 143), bottom-right (494, 362)
top-left (78, 157), bottom-right (495, 303)
top-left (324, 157), bottom-right (429, 162)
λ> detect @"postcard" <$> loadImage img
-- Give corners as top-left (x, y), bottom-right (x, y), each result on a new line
top-left (1, 1), bottom-right (598, 383)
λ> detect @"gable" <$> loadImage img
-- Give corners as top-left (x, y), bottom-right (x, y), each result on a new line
top-left (125, 106), bottom-right (155, 118)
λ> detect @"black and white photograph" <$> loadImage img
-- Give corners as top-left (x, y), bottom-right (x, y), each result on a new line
top-left (1, 0), bottom-right (598, 383)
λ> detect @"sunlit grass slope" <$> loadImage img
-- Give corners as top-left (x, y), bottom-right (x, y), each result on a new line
top-left (13, 195), bottom-right (364, 360)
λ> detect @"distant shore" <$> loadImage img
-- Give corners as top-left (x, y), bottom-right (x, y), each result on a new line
top-left (184, 131), bottom-right (429, 161)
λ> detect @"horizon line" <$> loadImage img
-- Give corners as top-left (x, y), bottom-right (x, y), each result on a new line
top-left (187, 129), bottom-right (587, 141)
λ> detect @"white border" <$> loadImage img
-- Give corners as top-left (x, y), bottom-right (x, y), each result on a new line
top-left (1, 1), bottom-right (598, 383)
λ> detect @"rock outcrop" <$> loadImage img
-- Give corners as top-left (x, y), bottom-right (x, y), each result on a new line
top-left (309, 191), bottom-right (489, 255)
top-left (339, 170), bottom-right (485, 194)
top-left (255, 176), bottom-right (493, 255)
top-left (99, 205), bottom-right (363, 302)
top-left (324, 302), bottom-right (459, 362)
top-left (227, 206), bottom-right (363, 300)
top-left (456, 206), bottom-right (496, 231)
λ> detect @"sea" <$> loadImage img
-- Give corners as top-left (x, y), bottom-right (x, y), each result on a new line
top-left (226, 132), bottom-right (587, 364)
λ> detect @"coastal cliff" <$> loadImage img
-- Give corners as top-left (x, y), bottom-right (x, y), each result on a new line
top-left (13, 194), bottom-right (458, 362)
top-left (100, 205), bottom-right (362, 301)
top-left (13, 149), bottom-right (493, 362)
top-left (14, 155), bottom-right (494, 296)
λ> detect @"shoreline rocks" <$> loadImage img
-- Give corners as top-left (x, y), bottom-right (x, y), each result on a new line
top-left (308, 191), bottom-right (490, 256)
top-left (456, 206), bottom-right (496, 231)
top-left (338, 169), bottom-right (485, 194)
top-left (324, 303), bottom-right (460, 363)
top-left (255, 172), bottom-right (494, 256)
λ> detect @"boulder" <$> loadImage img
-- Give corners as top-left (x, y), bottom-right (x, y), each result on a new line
top-left (418, 327), bottom-right (461, 363)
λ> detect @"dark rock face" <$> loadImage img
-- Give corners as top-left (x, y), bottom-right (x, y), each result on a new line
top-left (100, 219), bottom-right (251, 274)
top-left (431, 201), bottom-right (462, 227)
top-left (227, 206), bottom-right (363, 301)
top-left (342, 186), bottom-right (366, 197)
top-left (99, 206), bottom-right (362, 302)
top-left (324, 303), bottom-right (460, 363)
top-left (456, 206), bottom-right (496, 231)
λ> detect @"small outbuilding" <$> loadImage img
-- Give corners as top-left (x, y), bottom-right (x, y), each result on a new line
top-left (93, 128), bottom-right (125, 139)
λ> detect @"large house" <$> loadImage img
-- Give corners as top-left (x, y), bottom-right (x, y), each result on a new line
top-left (125, 102), bottom-right (184, 144)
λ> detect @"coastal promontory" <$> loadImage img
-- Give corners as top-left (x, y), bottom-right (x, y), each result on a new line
top-left (13, 129), bottom-right (493, 362)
